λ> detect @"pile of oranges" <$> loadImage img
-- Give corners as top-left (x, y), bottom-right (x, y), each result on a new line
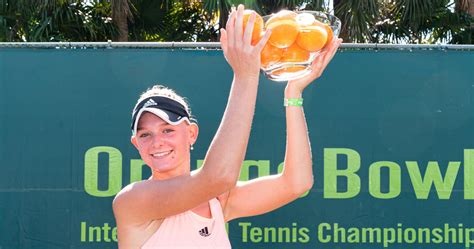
top-left (242, 9), bottom-right (334, 74)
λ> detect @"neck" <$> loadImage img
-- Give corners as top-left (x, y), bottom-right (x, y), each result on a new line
top-left (150, 159), bottom-right (191, 180)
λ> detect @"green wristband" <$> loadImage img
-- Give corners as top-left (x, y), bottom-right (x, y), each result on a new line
top-left (284, 98), bottom-right (303, 107)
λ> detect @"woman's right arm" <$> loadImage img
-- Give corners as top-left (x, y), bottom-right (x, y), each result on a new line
top-left (113, 5), bottom-right (271, 225)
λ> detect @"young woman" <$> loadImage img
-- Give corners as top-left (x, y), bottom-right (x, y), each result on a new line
top-left (113, 5), bottom-right (342, 248)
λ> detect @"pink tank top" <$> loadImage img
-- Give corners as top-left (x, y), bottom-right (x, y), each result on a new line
top-left (141, 198), bottom-right (232, 249)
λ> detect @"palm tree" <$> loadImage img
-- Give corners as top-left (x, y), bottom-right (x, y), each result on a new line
top-left (202, 0), bottom-right (257, 33)
top-left (332, 0), bottom-right (473, 44)
top-left (1, 0), bottom-right (471, 43)
top-left (0, 0), bottom-right (117, 42)
top-left (456, 0), bottom-right (474, 15)
top-left (453, 0), bottom-right (473, 43)
top-left (333, 0), bottom-right (379, 43)
top-left (112, 0), bottom-right (133, 41)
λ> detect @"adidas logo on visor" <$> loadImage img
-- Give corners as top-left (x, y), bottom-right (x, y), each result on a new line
top-left (143, 98), bottom-right (157, 108)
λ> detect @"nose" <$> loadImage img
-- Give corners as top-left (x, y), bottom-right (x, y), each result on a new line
top-left (151, 133), bottom-right (165, 149)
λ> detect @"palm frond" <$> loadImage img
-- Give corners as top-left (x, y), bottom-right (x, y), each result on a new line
top-left (303, 0), bottom-right (326, 12)
top-left (335, 0), bottom-right (379, 42)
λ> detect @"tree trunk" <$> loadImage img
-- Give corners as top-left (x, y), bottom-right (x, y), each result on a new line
top-left (456, 0), bottom-right (474, 15)
top-left (470, 0), bottom-right (474, 17)
top-left (333, 0), bottom-right (352, 42)
top-left (470, 0), bottom-right (474, 32)
top-left (112, 0), bottom-right (130, 42)
top-left (116, 16), bottom-right (129, 41)
top-left (456, 0), bottom-right (474, 34)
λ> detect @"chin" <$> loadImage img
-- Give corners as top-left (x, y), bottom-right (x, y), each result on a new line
top-left (150, 163), bottom-right (176, 174)
top-left (143, 154), bottom-right (187, 175)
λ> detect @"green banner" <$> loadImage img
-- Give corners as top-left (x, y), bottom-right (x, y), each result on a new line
top-left (0, 47), bottom-right (473, 249)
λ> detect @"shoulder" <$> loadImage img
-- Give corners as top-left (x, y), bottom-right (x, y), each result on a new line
top-left (113, 180), bottom-right (147, 215)
top-left (114, 181), bottom-right (142, 203)
top-left (113, 180), bottom-right (160, 226)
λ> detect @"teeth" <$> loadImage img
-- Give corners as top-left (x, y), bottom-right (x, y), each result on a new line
top-left (152, 151), bottom-right (172, 157)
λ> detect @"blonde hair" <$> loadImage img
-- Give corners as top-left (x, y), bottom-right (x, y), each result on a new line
top-left (136, 85), bottom-right (194, 121)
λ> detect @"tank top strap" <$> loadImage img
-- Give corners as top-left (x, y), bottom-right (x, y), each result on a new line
top-left (209, 198), bottom-right (224, 220)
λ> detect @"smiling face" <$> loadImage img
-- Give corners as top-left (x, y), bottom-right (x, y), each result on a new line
top-left (131, 112), bottom-right (198, 179)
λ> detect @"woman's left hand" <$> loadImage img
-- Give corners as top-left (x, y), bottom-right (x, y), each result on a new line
top-left (220, 5), bottom-right (271, 80)
top-left (286, 38), bottom-right (343, 96)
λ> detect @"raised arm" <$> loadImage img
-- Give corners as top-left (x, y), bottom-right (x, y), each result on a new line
top-left (281, 37), bottom-right (343, 197)
top-left (202, 5), bottom-right (271, 189)
top-left (223, 38), bottom-right (343, 221)
top-left (113, 5), bottom-right (271, 226)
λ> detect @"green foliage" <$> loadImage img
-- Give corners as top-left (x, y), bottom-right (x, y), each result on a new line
top-left (302, 0), bottom-right (328, 12)
top-left (0, 0), bottom-right (472, 43)
top-left (373, 0), bottom-right (473, 44)
top-left (130, 1), bottom-right (218, 41)
top-left (430, 6), bottom-right (473, 44)
top-left (0, 0), bottom-right (117, 42)
top-left (259, 0), bottom-right (306, 13)
top-left (335, 0), bottom-right (380, 42)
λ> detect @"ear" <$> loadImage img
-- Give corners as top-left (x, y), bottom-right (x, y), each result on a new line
top-left (131, 136), bottom-right (139, 150)
top-left (188, 123), bottom-right (199, 145)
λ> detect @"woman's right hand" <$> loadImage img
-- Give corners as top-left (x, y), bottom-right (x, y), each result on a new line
top-left (286, 37), bottom-right (342, 97)
top-left (220, 5), bottom-right (271, 80)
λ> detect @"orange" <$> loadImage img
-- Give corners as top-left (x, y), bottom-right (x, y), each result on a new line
top-left (260, 43), bottom-right (284, 68)
top-left (280, 43), bottom-right (310, 62)
top-left (265, 10), bottom-right (299, 48)
top-left (296, 25), bottom-right (328, 52)
top-left (314, 20), bottom-right (334, 49)
top-left (323, 23), bottom-right (334, 48)
top-left (243, 10), bottom-right (264, 45)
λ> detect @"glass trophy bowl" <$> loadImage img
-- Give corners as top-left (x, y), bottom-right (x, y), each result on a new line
top-left (261, 11), bottom-right (341, 82)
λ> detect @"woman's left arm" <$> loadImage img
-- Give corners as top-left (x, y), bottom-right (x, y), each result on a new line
top-left (221, 38), bottom-right (343, 221)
